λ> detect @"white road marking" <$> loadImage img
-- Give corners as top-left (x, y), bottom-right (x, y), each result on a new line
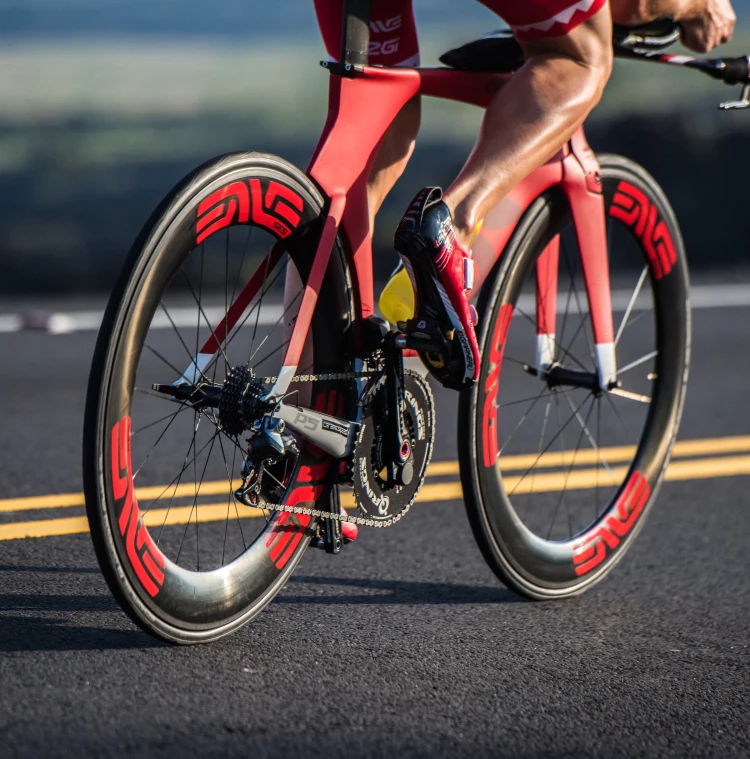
top-left (0, 283), bottom-right (748, 336)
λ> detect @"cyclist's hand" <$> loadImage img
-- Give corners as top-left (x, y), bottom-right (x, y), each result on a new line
top-left (680, 0), bottom-right (736, 53)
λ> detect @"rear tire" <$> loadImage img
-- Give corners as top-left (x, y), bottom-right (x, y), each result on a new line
top-left (460, 155), bottom-right (690, 599)
top-left (83, 152), bottom-right (355, 642)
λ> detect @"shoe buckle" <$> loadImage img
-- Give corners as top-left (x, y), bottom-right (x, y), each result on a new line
top-left (463, 258), bottom-right (475, 291)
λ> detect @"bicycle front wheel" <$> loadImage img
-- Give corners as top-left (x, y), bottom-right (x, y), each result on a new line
top-left (460, 154), bottom-right (690, 599)
top-left (83, 152), bottom-right (355, 643)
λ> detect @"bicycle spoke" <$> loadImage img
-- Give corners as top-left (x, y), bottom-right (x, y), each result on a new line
top-left (617, 351), bottom-right (658, 376)
top-left (133, 396), bottom-right (193, 479)
top-left (498, 387), bottom-right (552, 456)
top-left (249, 249), bottom-right (275, 365)
top-left (218, 431), bottom-right (251, 561)
top-left (561, 236), bottom-right (596, 363)
top-left (561, 390), bottom-right (618, 484)
top-left (615, 266), bottom-right (649, 346)
top-left (248, 286), bottom-right (304, 367)
top-left (132, 406), bottom-right (190, 437)
top-left (231, 226), bottom-right (254, 306)
top-left (151, 414), bottom-right (206, 545)
top-left (144, 342), bottom-right (186, 382)
top-left (140, 431), bottom-right (221, 518)
top-left (201, 257), bottom-right (292, 379)
top-left (604, 387), bottom-right (631, 435)
top-left (615, 308), bottom-right (650, 337)
top-left (546, 394), bottom-right (594, 540)
top-left (557, 274), bottom-right (575, 360)
top-left (159, 302), bottom-right (210, 385)
top-left (176, 426), bottom-right (218, 569)
top-left (508, 392), bottom-right (591, 496)
top-left (516, 306), bottom-right (588, 372)
top-left (525, 392), bottom-right (553, 511)
top-left (498, 392), bottom-right (559, 411)
top-left (180, 266), bottom-right (231, 372)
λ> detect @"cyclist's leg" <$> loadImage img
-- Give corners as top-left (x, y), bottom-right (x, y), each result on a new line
top-left (313, 0), bottom-right (420, 228)
top-left (443, 1), bottom-right (614, 247)
top-left (392, 1), bottom-right (613, 389)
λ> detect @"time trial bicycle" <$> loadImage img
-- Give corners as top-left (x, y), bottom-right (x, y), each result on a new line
top-left (83, 5), bottom-right (750, 643)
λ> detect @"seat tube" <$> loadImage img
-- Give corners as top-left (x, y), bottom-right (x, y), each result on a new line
top-left (340, 0), bottom-right (371, 65)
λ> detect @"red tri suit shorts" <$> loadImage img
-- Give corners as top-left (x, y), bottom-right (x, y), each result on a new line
top-left (314, 0), bottom-right (608, 67)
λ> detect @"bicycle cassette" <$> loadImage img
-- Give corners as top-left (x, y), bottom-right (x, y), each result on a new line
top-left (352, 369), bottom-right (435, 524)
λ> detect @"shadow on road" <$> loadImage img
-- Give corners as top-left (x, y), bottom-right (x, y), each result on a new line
top-left (280, 575), bottom-right (521, 605)
top-left (0, 594), bottom-right (164, 652)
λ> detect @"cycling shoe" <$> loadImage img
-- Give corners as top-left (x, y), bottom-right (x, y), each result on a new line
top-left (394, 187), bottom-right (479, 390)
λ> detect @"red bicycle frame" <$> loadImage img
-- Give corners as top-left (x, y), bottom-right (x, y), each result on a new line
top-left (185, 32), bottom-right (617, 403)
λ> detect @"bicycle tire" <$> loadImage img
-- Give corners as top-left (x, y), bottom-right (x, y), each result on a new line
top-left (459, 154), bottom-right (690, 599)
top-left (83, 152), bottom-right (355, 643)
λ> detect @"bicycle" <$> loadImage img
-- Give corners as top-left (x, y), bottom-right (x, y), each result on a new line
top-left (82, 3), bottom-right (750, 643)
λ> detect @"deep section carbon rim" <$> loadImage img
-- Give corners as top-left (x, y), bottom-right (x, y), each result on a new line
top-left (462, 156), bottom-right (689, 596)
top-left (85, 154), bottom-right (354, 640)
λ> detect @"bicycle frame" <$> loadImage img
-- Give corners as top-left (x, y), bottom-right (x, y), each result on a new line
top-left (186, 6), bottom-right (618, 405)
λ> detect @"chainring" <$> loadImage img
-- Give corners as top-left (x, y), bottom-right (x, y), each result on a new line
top-left (352, 369), bottom-right (435, 524)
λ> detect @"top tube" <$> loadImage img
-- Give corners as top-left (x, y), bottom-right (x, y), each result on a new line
top-left (341, 0), bottom-right (371, 65)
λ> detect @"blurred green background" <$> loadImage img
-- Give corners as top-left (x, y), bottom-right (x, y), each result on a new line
top-left (2, 0), bottom-right (749, 293)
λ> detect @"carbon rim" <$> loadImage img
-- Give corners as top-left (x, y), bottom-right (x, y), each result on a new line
top-left (465, 159), bottom-right (688, 593)
top-left (88, 156), bottom-right (353, 636)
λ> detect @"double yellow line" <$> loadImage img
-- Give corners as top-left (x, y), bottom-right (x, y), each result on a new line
top-left (3, 435), bottom-right (750, 542)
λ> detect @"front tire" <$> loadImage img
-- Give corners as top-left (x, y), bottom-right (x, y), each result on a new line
top-left (460, 155), bottom-right (690, 599)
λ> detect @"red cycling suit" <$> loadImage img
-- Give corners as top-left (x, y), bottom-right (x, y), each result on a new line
top-left (314, 0), bottom-right (608, 67)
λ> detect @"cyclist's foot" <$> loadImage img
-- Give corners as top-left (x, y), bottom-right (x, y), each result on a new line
top-left (394, 187), bottom-right (480, 390)
top-left (341, 508), bottom-right (358, 543)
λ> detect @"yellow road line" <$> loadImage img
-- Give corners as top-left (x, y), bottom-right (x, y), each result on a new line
top-left (4, 450), bottom-right (750, 542)
top-left (2, 434), bottom-right (750, 519)
top-left (0, 503), bottom-right (261, 542)
top-left (429, 435), bottom-right (750, 477)
top-left (0, 480), bottom-right (244, 514)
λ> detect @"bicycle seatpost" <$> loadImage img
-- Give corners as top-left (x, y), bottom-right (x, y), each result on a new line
top-left (341, 0), bottom-right (371, 66)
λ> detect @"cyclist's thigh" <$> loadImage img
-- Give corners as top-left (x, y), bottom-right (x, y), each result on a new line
top-left (478, 0), bottom-right (608, 42)
top-left (313, 0), bottom-right (419, 65)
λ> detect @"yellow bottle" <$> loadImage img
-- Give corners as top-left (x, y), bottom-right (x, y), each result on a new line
top-left (379, 265), bottom-right (415, 326)
top-left (378, 220), bottom-right (483, 327)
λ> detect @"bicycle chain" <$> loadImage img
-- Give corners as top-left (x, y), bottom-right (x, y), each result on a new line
top-left (260, 371), bottom-right (378, 385)
top-left (251, 368), bottom-right (414, 528)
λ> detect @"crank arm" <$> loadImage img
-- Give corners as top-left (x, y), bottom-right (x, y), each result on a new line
top-left (274, 404), bottom-right (359, 459)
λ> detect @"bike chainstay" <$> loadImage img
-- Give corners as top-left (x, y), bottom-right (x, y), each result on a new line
top-left (252, 369), bottom-right (418, 529)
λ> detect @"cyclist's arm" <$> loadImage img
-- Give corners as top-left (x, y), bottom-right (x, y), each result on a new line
top-left (611, 0), bottom-right (736, 52)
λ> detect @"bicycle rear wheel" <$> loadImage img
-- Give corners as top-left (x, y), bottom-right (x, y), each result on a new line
top-left (460, 154), bottom-right (690, 599)
top-left (83, 152), bottom-right (355, 643)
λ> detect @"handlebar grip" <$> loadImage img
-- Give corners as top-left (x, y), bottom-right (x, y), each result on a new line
top-left (722, 56), bottom-right (750, 85)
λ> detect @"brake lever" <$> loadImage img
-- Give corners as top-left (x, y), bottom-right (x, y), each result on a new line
top-left (720, 83), bottom-right (750, 110)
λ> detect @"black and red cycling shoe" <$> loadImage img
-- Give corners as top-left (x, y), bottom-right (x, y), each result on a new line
top-left (394, 187), bottom-right (480, 390)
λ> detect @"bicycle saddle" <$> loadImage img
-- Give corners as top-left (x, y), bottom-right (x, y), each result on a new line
top-left (439, 18), bottom-right (680, 74)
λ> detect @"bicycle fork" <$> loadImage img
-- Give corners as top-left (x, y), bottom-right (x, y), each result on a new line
top-left (534, 132), bottom-right (617, 392)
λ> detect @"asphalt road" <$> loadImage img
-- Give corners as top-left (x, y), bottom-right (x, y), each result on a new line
top-left (1, 298), bottom-right (749, 758)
